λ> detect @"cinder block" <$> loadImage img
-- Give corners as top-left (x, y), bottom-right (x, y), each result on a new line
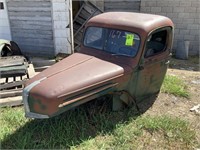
top-left (151, 7), bottom-right (162, 13)
top-left (180, 29), bottom-right (190, 34)
top-left (194, 19), bottom-right (200, 24)
top-left (180, 1), bottom-right (192, 7)
top-left (172, 18), bottom-right (183, 24)
top-left (140, 1), bottom-right (146, 7)
top-left (197, 7), bottom-right (200, 13)
top-left (195, 35), bottom-right (199, 40)
top-left (184, 35), bottom-right (196, 41)
top-left (190, 41), bottom-right (199, 47)
top-left (173, 7), bottom-right (184, 13)
top-left (187, 24), bottom-right (199, 30)
top-left (145, 2), bottom-right (157, 7)
top-left (178, 13), bottom-right (190, 18)
top-left (191, 46), bottom-right (199, 54)
top-left (192, 1), bottom-right (200, 7)
top-left (174, 29), bottom-right (180, 34)
top-left (167, 1), bottom-right (180, 7)
top-left (162, 7), bottom-right (173, 13)
top-left (140, 7), bottom-right (151, 12)
top-left (167, 12), bottom-right (178, 19)
top-left (189, 13), bottom-right (198, 19)
top-left (159, 12), bottom-right (167, 16)
top-left (174, 34), bottom-right (184, 40)
top-left (183, 18), bottom-right (195, 24)
top-left (157, 1), bottom-right (168, 7)
top-left (173, 40), bottom-right (178, 48)
top-left (184, 7), bottom-right (197, 13)
top-left (175, 23), bottom-right (188, 29)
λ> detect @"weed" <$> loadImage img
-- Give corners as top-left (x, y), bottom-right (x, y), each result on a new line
top-left (161, 75), bottom-right (189, 98)
top-left (136, 116), bottom-right (196, 144)
top-left (189, 56), bottom-right (199, 64)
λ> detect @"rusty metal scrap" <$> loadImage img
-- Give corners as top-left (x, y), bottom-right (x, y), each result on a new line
top-left (23, 12), bottom-right (174, 119)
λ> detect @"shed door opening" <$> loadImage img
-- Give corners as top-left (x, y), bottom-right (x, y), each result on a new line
top-left (72, 1), bottom-right (103, 51)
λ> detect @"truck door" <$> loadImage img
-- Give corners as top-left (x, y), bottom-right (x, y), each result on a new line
top-left (135, 27), bottom-right (173, 100)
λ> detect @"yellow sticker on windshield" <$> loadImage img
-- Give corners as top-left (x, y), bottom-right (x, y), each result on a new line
top-left (125, 34), bottom-right (134, 46)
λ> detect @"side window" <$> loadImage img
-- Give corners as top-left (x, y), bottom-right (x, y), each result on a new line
top-left (145, 30), bottom-right (168, 58)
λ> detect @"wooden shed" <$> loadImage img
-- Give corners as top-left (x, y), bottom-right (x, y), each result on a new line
top-left (0, 0), bottom-right (73, 57)
top-left (0, 0), bottom-right (140, 57)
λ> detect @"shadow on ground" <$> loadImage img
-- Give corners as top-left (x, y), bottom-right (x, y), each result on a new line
top-left (1, 94), bottom-right (157, 149)
top-left (169, 57), bottom-right (199, 71)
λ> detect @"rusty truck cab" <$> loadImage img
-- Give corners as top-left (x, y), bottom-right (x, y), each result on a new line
top-left (23, 12), bottom-right (174, 118)
top-left (80, 12), bottom-right (174, 101)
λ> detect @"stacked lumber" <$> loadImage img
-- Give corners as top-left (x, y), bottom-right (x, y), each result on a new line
top-left (0, 56), bottom-right (35, 107)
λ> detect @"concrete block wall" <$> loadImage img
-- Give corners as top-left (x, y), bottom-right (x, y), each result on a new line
top-left (140, 0), bottom-right (199, 55)
top-left (52, 0), bottom-right (72, 55)
top-left (90, 0), bottom-right (104, 11)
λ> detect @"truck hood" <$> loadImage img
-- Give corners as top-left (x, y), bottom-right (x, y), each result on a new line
top-left (26, 53), bottom-right (124, 95)
top-left (26, 53), bottom-right (124, 102)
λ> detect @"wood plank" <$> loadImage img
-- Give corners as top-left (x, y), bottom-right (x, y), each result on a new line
top-left (7, 1), bottom-right (51, 7)
top-left (0, 96), bottom-right (23, 107)
top-left (22, 50), bottom-right (54, 57)
top-left (7, 0), bottom-right (50, 2)
top-left (9, 16), bottom-right (52, 21)
top-left (0, 81), bottom-right (25, 90)
top-left (11, 29), bottom-right (53, 35)
top-left (12, 32), bottom-right (53, 40)
top-left (7, 0), bottom-right (56, 56)
top-left (13, 38), bottom-right (54, 47)
top-left (9, 11), bottom-right (51, 17)
top-left (27, 63), bottom-right (36, 78)
top-left (0, 89), bottom-right (22, 98)
top-left (10, 22), bottom-right (52, 30)
top-left (18, 44), bottom-right (54, 51)
top-left (10, 20), bottom-right (52, 26)
top-left (16, 44), bottom-right (54, 51)
top-left (8, 7), bottom-right (51, 12)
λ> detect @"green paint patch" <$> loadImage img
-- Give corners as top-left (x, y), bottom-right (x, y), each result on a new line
top-left (161, 75), bottom-right (189, 98)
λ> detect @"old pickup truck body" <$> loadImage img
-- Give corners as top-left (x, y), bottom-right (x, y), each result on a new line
top-left (23, 12), bottom-right (174, 118)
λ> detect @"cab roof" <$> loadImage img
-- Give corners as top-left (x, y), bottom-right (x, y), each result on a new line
top-left (86, 12), bottom-right (174, 36)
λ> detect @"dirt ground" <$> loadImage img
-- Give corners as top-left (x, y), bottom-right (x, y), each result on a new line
top-left (142, 57), bottom-right (200, 144)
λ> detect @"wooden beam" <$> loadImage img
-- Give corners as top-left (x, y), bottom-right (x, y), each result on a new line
top-left (0, 80), bottom-right (25, 90)
top-left (0, 89), bottom-right (22, 98)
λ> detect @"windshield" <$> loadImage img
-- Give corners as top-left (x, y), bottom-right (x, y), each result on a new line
top-left (84, 27), bottom-right (140, 57)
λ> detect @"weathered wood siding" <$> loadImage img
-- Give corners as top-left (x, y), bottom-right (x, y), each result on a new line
top-left (7, 0), bottom-right (54, 57)
top-left (104, 0), bottom-right (141, 12)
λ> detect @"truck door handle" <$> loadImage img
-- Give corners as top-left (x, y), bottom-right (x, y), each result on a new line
top-left (165, 60), bottom-right (170, 65)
